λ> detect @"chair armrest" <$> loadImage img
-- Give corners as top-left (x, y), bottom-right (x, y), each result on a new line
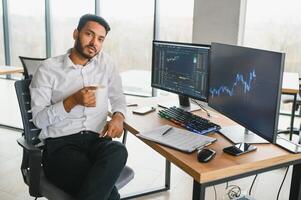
top-left (17, 137), bottom-right (41, 152)
top-left (17, 137), bottom-right (43, 197)
top-left (122, 129), bottom-right (128, 145)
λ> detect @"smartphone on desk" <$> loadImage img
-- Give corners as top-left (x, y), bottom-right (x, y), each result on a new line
top-left (132, 106), bottom-right (156, 115)
top-left (223, 143), bottom-right (257, 156)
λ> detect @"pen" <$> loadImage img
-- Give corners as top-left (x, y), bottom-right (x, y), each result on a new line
top-left (204, 141), bottom-right (213, 147)
top-left (162, 127), bottom-right (173, 136)
top-left (126, 103), bottom-right (138, 107)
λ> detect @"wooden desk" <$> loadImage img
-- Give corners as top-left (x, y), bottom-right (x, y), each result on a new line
top-left (281, 72), bottom-right (300, 140)
top-left (282, 72), bottom-right (299, 94)
top-left (124, 97), bottom-right (301, 200)
top-left (0, 66), bottom-right (23, 75)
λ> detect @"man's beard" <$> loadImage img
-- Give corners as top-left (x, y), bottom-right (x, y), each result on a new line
top-left (75, 38), bottom-right (99, 59)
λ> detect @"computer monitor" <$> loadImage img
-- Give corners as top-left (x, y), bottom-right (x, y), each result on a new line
top-left (151, 40), bottom-right (210, 111)
top-left (208, 43), bottom-right (285, 144)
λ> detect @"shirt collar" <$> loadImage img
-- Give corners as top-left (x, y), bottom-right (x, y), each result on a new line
top-left (63, 51), bottom-right (75, 69)
top-left (63, 48), bottom-right (101, 69)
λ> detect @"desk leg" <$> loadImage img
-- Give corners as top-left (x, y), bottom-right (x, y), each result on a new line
top-left (165, 159), bottom-right (171, 189)
top-left (289, 163), bottom-right (301, 200)
top-left (289, 94), bottom-right (297, 140)
top-left (192, 180), bottom-right (205, 200)
top-left (299, 124), bottom-right (301, 144)
top-left (121, 159), bottom-right (171, 199)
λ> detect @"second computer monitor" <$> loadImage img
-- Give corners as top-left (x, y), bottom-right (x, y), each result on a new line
top-left (208, 43), bottom-right (285, 143)
top-left (152, 40), bottom-right (210, 108)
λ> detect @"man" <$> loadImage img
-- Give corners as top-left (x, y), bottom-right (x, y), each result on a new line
top-left (30, 14), bottom-right (127, 200)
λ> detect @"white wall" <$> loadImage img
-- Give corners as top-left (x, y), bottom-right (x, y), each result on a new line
top-left (192, 0), bottom-right (246, 45)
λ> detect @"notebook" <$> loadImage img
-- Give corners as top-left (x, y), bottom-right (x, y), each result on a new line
top-left (136, 125), bottom-right (217, 153)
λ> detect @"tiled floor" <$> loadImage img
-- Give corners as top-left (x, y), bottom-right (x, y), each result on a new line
top-left (0, 78), bottom-right (300, 200)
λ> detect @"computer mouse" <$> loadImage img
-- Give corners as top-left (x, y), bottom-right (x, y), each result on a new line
top-left (197, 148), bottom-right (216, 163)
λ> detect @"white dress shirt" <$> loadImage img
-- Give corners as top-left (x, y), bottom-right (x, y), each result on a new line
top-left (30, 51), bottom-right (126, 140)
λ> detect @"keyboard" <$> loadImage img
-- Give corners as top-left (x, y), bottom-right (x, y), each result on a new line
top-left (158, 106), bottom-right (220, 135)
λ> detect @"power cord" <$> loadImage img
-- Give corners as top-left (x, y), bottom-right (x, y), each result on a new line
top-left (225, 182), bottom-right (241, 199)
top-left (191, 99), bottom-right (211, 118)
top-left (248, 174), bottom-right (258, 196)
top-left (277, 167), bottom-right (289, 200)
top-left (222, 168), bottom-right (288, 200)
top-left (228, 185), bottom-right (241, 199)
top-left (247, 167), bottom-right (288, 199)
top-left (213, 185), bottom-right (217, 200)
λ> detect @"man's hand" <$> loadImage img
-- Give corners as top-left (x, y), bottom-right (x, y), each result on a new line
top-left (101, 112), bottom-right (124, 138)
top-left (63, 86), bottom-right (97, 112)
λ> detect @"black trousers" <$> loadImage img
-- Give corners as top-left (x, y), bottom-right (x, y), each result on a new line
top-left (42, 131), bottom-right (128, 200)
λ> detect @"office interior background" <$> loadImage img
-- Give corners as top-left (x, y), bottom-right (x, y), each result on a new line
top-left (0, 0), bottom-right (301, 199)
top-left (1, 0), bottom-right (301, 78)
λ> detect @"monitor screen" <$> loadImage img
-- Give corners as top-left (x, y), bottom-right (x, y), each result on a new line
top-left (208, 43), bottom-right (285, 143)
top-left (152, 40), bottom-right (210, 104)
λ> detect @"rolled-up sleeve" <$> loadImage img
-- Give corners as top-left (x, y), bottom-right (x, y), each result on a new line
top-left (108, 61), bottom-right (126, 118)
top-left (30, 64), bottom-right (68, 130)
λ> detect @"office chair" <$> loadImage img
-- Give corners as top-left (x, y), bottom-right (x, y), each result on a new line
top-left (19, 56), bottom-right (47, 79)
top-left (279, 77), bottom-right (301, 136)
top-left (15, 79), bottom-right (134, 200)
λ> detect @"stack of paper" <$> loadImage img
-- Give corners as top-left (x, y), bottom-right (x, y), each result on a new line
top-left (137, 125), bottom-right (217, 153)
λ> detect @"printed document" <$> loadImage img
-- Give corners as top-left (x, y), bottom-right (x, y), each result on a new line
top-left (137, 125), bottom-right (217, 153)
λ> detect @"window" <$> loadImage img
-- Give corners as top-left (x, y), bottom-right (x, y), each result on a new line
top-left (51, 0), bottom-right (94, 56)
top-left (244, 0), bottom-right (301, 74)
top-left (100, 0), bottom-right (154, 72)
top-left (99, 0), bottom-right (154, 96)
top-left (9, 0), bottom-right (45, 66)
top-left (158, 0), bottom-right (194, 42)
top-left (153, 0), bottom-right (194, 97)
top-left (0, 0), bottom-right (5, 65)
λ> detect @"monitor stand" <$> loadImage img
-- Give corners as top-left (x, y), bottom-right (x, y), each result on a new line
top-left (276, 136), bottom-right (301, 153)
top-left (219, 125), bottom-right (269, 144)
top-left (158, 95), bottom-right (200, 112)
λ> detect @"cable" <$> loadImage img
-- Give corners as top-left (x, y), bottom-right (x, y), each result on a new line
top-left (248, 174), bottom-right (258, 195)
top-left (226, 184), bottom-right (241, 199)
top-left (277, 167), bottom-right (289, 200)
top-left (191, 99), bottom-right (211, 118)
top-left (225, 181), bottom-right (229, 189)
top-left (213, 185), bottom-right (217, 200)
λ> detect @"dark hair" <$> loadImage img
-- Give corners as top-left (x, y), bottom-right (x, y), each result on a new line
top-left (77, 14), bottom-right (111, 34)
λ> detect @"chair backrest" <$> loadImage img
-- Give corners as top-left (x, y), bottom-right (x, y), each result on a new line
top-left (19, 56), bottom-right (47, 79)
top-left (15, 79), bottom-right (41, 145)
top-left (15, 79), bottom-right (75, 199)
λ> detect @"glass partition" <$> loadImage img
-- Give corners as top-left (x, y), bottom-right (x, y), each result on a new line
top-left (9, 0), bottom-right (46, 67)
top-left (244, 0), bottom-right (301, 74)
top-left (0, 0), bottom-right (5, 65)
top-left (51, 0), bottom-right (94, 56)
